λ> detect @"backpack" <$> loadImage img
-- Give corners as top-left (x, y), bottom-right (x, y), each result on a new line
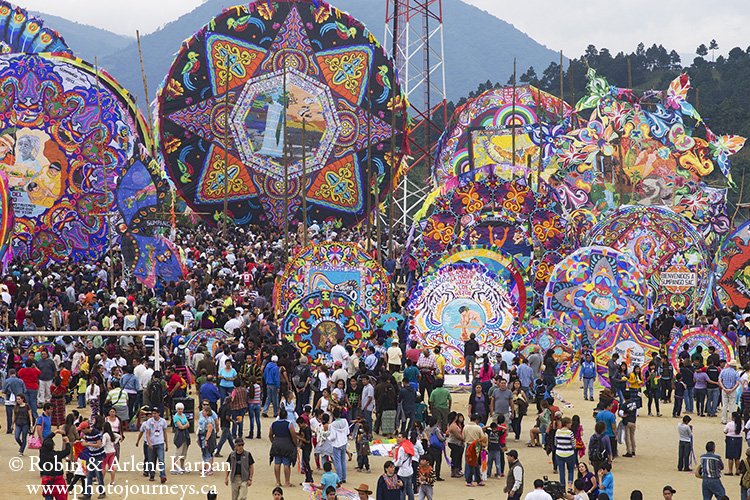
top-left (588, 434), bottom-right (607, 462)
top-left (148, 379), bottom-right (164, 405)
top-left (429, 429), bottom-right (442, 449)
top-left (293, 365), bottom-right (308, 389)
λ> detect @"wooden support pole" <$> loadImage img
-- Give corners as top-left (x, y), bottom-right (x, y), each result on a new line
top-left (535, 79), bottom-right (543, 191)
top-left (136, 31), bottom-right (155, 157)
top-left (222, 51), bottom-right (230, 237)
top-left (302, 117), bottom-right (308, 247)
top-left (366, 86), bottom-right (372, 254)
top-left (512, 58), bottom-right (516, 165)
top-left (282, 52), bottom-right (289, 258)
top-left (94, 57), bottom-right (115, 293)
top-left (559, 50), bottom-right (564, 120)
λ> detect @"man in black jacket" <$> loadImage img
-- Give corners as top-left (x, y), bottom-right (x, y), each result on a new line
top-left (224, 437), bottom-right (254, 500)
top-left (464, 334), bottom-right (480, 382)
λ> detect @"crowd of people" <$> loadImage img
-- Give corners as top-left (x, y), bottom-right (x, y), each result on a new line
top-left (0, 223), bottom-right (745, 500)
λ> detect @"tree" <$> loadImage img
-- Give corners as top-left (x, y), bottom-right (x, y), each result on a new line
top-left (520, 67), bottom-right (537, 84)
top-left (669, 50), bottom-right (682, 70)
top-left (696, 43), bottom-right (708, 58)
top-left (709, 39), bottom-right (719, 62)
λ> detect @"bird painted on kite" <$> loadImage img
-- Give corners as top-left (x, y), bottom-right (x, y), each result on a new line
top-left (227, 15), bottom-right (265, 32)
top-left (320, 20), bottom-right (356, 39)
top-left (182, 52), bottom-right (200, 91)
top-left (375, 65), bottom-right (391, 104)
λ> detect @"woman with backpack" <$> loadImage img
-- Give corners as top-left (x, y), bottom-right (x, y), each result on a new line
top-left (644, 362), bottom-right (662, 416)
top-left (510, 379), bottom-right (528, 440)
top-left (587, 421), bottom-right (612, 473)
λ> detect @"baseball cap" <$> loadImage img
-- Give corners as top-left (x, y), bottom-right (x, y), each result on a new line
top-left (76, 421), bottom-right (90, 431)
top-left (505, 449), bottom-right (518, 459)
top-left (663, 486), bottom-right (676, 494)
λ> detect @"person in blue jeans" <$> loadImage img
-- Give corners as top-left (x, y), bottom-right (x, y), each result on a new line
top-left (218, 359), bottom-right (237, 408)
top-left (484, 421), bottom-right (503, 478)
top-left (36, 403), bottom-right (53, 440)
top-left (580, 354), bottom-right (596, 401)
top-left (262, 356), bottom-right (280, 417)
top-left (246, 379), bottom-right (262, 439)
top-left (13, 394), bottom-right (32, 456)
top-left (680, 361), bottom-right (695, 413)
top-left (79, 418), bottom-right (106, 499)
top-left (141, 408), bottom-right (169, 483)
top-left (329, 408), bottom-right (349, 483)
top-left (700, 440), bottom-right (725, 500)
top-left (706, 360), bottom-right (721, 417)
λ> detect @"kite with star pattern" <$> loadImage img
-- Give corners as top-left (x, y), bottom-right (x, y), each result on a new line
top-left (156, 0), bottom-right (407, 229)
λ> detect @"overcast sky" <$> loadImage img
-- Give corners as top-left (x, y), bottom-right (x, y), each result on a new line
top-left (21, 0), bottom-right (749, 60)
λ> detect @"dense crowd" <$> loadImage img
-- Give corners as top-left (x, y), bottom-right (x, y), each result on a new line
top-left (0, 222), bottom-right (746, 500)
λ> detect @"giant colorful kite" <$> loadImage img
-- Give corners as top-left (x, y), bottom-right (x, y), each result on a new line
top-left (281, 290), bottom-right (370, 362)
top-left (544, 246), bottom-right (650, 347)
top-left (519, 318), bottom-right (579, 385)
top-left (594, 323), bottom-right (660, 387)
top-left (115, 149), bottom-right (187, 288)
top-left (432, 84), bottom-right (574, 186)
top-left (275, 241), bottom-right (389, 325)
top-left (410, 168), bottom-right (574, 299)
top-left (430, 244), bottom-right (532, 320)
top-left (0, 53), bottom-right (149, 265)
top-left (0, 1), bottom-right (70, 54)
top-left (408, 263), bottom-right (519, 373)
top-left (156, 0), bottom-right (407, 228)
top-left (715, 220), bottom-right (750, 309)
top-left (668, 326), bottom-right (735, 370)
top-left (586, 205), bottom-right (709, 315)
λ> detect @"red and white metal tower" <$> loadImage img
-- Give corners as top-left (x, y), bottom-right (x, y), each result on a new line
top-left (385, 0), bottom-right (447, 226)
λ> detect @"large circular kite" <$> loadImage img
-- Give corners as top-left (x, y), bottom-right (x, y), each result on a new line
top-left (411, 168), bottom-right (575, 300)
top-left (586, 205), bottom-right (710, 315)
top-left (407, 263), bottom-right (519, 373)
top-left (274, 241), bottom-right (389, 324)
top-left (0, 53), bottom-right (149, 265)
top-left (281, 289), bottom-right (369, 363)
top-left (430, 244), bottom-right (532, 320)
top-left (186, 328), bottom-right (229, 358)
top-left (668, 326), bottom-right (735, 370)
top-left (0, 1), bottom-right (71, 54)
top-left (432, 84), bottom-right (571, 186)
top-left (544, 246), bottom-right (650, 347)
top-left (519, 318), bottom-right (579, 385)
top-left (594, 323), bottom-right (659, 387)
top-left (156, 0), bottom-right (407, 228)
top-left (715, 220), bottom-right (750, 309)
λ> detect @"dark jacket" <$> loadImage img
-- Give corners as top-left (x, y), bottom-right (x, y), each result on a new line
top-left (228, 449), bottom-right (254, 481)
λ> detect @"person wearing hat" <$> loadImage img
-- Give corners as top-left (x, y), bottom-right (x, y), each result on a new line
top-left (224, 437), bottom-right (254, 500)
top-left (719, 358), bottom-right (741, 424)
top-left (662, 485), bottom-right (676, 500)
top-left (353, 483), bottom-right (372, 500)
top-left (503, 449), bottom-right (523, 500)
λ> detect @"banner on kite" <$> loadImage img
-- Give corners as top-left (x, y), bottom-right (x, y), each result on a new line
top-left (594, 323), bottom-right (660, 387)
top-left (281, 290), bottom-right (370, 363)
top-left (408, 263), bottom-right (519, 373)
top-left (668, 326), bottom-right (735, 370)
top-left (275, 242), bottom-right (389, 326)
top-left (544, 246), bottom-right (651, 347)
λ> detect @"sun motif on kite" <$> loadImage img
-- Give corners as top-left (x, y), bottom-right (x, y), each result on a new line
top-left (157, 0), bottom-right (406, 228)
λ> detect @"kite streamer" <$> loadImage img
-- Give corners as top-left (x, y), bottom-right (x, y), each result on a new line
top-left (544, 246), bottom-right (651, 347)
top-left (668, 326), bottom-right (735, 370)
top-left (0, 1), bottom-right (70, 54)
top-left (156, 0), bottom-right (407, 229)
top-left (408, 263), bottom-right (519, 373)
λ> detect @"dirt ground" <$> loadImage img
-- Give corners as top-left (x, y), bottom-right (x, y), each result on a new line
top-left (0, 384), bottom-right (734, 500)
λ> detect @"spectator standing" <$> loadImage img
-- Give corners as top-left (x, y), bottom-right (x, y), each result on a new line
top-left (700, 441), bottom-right (725, 500)
top-left (224, 437), bottom-right (254, 500)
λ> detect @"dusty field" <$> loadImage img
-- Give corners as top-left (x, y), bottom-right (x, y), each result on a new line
top-left (0, 384), bottom-right (732, 500)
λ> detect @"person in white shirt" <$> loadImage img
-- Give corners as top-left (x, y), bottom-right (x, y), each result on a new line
top-left (330, 338), bottom-right (349, 369)
top-left (330, 362), bottom-right (348, 387)
top-left (524, 479), bottom-right (553, 500)
top-left (163, 316), bottom-right (184, 337)
top-left (562, 479), bottom-right (587, 500)
top-left (394, 431), bottom-right (414, 500)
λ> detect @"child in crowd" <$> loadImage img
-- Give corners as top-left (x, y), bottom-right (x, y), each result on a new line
top-left (297, 416), bottom-right (314, 483)
top-left (318, 461), bottom-right (341, 493)
top-left (417, 454), bottom-right (436, 500)
top-left (77, 375), bottom-right (87, 408)
top-left (484, 421), bottom-right (503, 478)
top-left (355, 423), bottom-right (371, 473)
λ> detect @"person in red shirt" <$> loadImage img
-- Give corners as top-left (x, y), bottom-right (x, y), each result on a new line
top-left (406, 340), bottom-right (422, 365)
top-left (166, 366), bottom-right (185, 415)
top-left (17, 358), bottom-right (41, 419)
top-left (59, 364), bottom-right (72, 390)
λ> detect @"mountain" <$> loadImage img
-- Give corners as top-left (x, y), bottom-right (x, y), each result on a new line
top-left (31, 0), bottom-right (563, 112)
top-left (29, 11), bottom-right (134, 64)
